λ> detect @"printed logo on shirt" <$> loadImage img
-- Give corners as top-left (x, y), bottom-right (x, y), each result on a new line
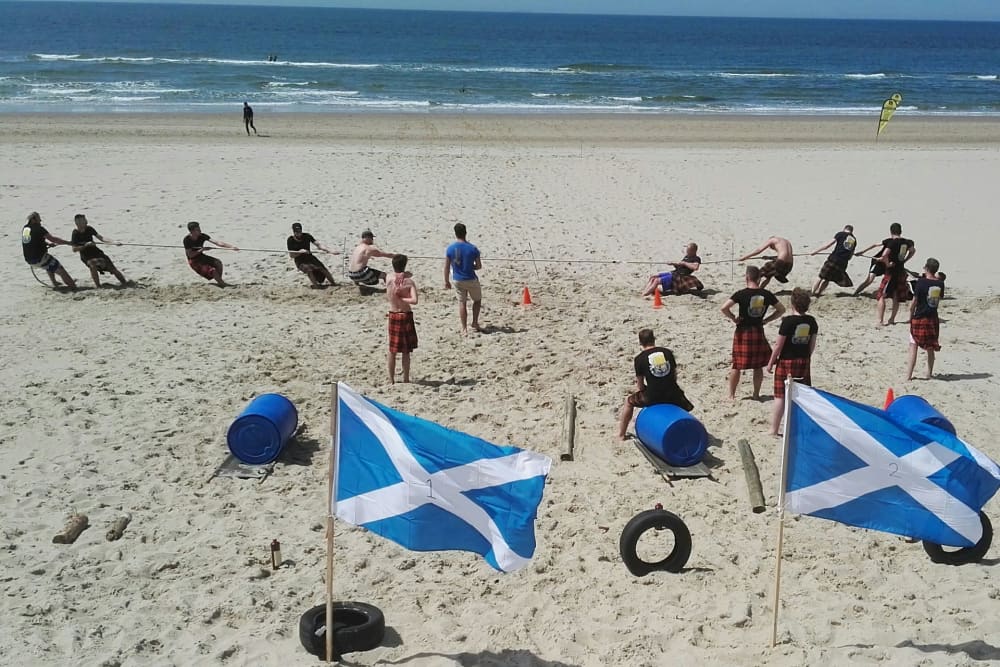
top-left (648, 351), bottom-right (671, 378)
top-left (748, 295), bottom-right (766, 318)
top-left (897, 244), bottom-right (909, 261)
top-left (843, 235), bottom-right (856, 251)
top-left (22, 227), bottom-right (32, 245)
top-left (792, 323), bottom-right (812, 345)
top-left (927, 286), bottom-right (942, 308)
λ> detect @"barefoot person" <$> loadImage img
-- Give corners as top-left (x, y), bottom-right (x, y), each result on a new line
top-left (739, 236), bottom-right (794, 288)
top-left (70, 214), bottom-right (128, 288)
top-left (641, 242), bottom-right (704, 297)
top-left (617, 328), bottom-right (694, 441)
top-left (767, 288), bottom-right (818, 436)
top-left (906, 258), bottom-right (945, 381)
top-left (287, 222), bottom-right (338, 288)
top-left (386, 254), bottom-right (418, 384)
top-left (444, 223), bottom-right (482, 334)
top-left (874, 223), bottom-right (916, 326)
top-left (21, 212), bottom-right (77, 290)
top-left (243, 102), bottom-right (257, 136)
top-left (721, 265), bottom-right (785, 401)
top-left (183, 221), bottom-right (238, 287)
top-left (348, 229), bottom-right (394, 292)
top-left (810, 224), bottom-right (857, 297)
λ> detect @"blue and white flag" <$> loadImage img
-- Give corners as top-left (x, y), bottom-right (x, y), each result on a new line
top-left (785, 383), bottom-right (1000, 547)
top-left (332, 382), bottom-right (552, 572)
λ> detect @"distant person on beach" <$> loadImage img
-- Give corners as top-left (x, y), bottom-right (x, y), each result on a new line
top-left (387, 254), bottom-right (419, 384)
top-left (906, 258), bottom-right (945, 381)
top-left (721, 265), bottom-right (785, 401)
top-left (767, 288), bottom-right (818, 436)
top-left (640, 242), bottom-right (704, 297)
top-left (183, 221), bottom-right (238, 287)
top-left (810, 224), bottom-right (857, 297)
top-left (617, 328), bottom-right (694, 441)
top-left (348, 229), bottom-right (395, 292)
top-left (70, 214), bottom-right (128, 288)
top-left (243, 101), bottom-right (257, 136)
top-left (287, 222), bottom-right (338, 288)
top-left (871, 223), bottom-right (915, 326)
top-left (444, 223), bottom-right (483, 335)
top-left (21, 212), bottom-right (77, 290)
top-left (739, 236), bottom-right (794, 288)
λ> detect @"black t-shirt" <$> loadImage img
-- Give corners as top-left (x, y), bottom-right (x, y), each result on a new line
top-left (22, 223), bottom-right (49, 263)
top-left (830, 231), bottom-right (857, 263)
top-left (881, 237), bottom-right (914, 270)
top-left (778, 315), bottom-right (818, 360)
top-left (730, 288), bottom-right (779, 329)
top-left (184, 232), bottom-right (211, 258)
top-left (634, 346), bottom-right (680, 403)
top-left (243, 105), bottom-right (253, 120)
top-left (912, 276), bottom-right (945, 319)
top-left (287, 233), bottom-right (316, 253)
top-left (71, 225), bottom-right (102, 259)
top-left (674, 254), bottom-right (701, 276)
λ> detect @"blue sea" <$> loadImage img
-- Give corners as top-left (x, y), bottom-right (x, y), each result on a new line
top-left (1, 2), bottom-right (999, 115)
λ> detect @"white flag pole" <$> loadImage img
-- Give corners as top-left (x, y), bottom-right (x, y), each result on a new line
top-left (326, 383), bottom-right (340, 664)
top-left (770, 378), bottom-right (795, 647)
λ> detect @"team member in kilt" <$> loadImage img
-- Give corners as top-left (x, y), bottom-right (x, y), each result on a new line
top-left (617, 328), bottom-right (694, 441)
top-left (721, 265), bottom-right (785, 401)
top-left (906, 258), bottom-right (945, 381)
top-left (874, 222), bottom-right (916, 326)
top-left (739, 236), bottom-right (794, 288)
top-left (386, 254), bottom-right (418, 384)
top-left (641, 242), bottom-right (704, 297)
top-left (768, 288), bottom-right (818, 436)
top-left (810, 224), bottom-right (857, 297)
top-left (183, 221), bottom-right (238, 287)
top-left (70, 214), bottom-right (128, 288)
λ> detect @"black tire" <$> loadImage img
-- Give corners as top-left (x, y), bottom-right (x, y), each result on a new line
top-left (619, 509), bottom-right (692, 576)
top-left (299, 601), bottom-right (386, 660)
top-left (923, 512), bottom-right (993, 566)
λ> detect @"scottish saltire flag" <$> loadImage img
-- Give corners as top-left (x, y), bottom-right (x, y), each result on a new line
top-left (785, 383), bottom-right (1000, 547)
top-left (332, 382), bottom-right (552, 572)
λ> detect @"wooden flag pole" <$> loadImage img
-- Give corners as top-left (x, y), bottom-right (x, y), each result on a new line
top-left (326, 383), bottom-right (339, 664)
top-left (770, 379), bottom-right (795, 647)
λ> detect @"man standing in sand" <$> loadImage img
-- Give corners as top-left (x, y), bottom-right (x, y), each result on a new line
top-left (617, 328), bottom-right (694, 441)
top-left (387, 254), bottom-right (419, 384)
top-left (739, 236), bottom-right (794, 288)
top-left (287, 222), bottom-right (338, 288)
top-left (721, 265), bottom-right (785, 401)
top-left (243, 102), bottom-right (257, 136)
top-left (640, 242), bottom-right (704, 297)
top-left (21, 212), bottom-right (77, 290)
top-left (70, 214), bottom-right (128, 288)
top-left (906, 258), bottom-right (945, 381)
top-left (874, 222), bottom-right (916, 326)
top-left (444, 223), bottom-right (482, 334)
top-left (767, 288), bottom-right (818, 436)
top-left (184, 221), bottom-right (239, 287)
top-left (810, 224), bottom-right (857, 297)
top-left (348, 229), bottom-right (395, 292)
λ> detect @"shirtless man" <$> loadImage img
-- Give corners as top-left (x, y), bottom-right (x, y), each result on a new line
top-left (386, 254), bottom-right (418, 384)
top-left (739, 236), bottom-right (794, 289)
top-left (348, 229), bottom-right (395, 293)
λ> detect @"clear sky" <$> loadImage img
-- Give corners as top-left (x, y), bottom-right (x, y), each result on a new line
top-left (15, 0), bottom-right (1000, 21)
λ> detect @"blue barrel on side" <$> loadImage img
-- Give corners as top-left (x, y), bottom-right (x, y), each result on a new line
top-left (227, 393), bottom-right (298, 464)
top-left (635, 404), bottom-right (708, 467)
top-left (886, 395), bottom-right (957, 436)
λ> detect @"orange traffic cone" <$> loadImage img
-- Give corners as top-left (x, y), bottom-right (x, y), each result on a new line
top-left (883, 387), bottom-right (895, 410)
top-left (521, 286), bottom-right (533, 306)
top-left (652, 288), bottom-right (663, 309)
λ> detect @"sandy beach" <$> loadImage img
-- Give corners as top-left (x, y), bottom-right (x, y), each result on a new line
top-left (2, 112), bottom-right (999, 666)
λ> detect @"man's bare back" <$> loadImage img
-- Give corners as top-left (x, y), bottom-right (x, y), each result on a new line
top-left (387, 272), bottom-right (415, 312)
top-left (768, 237), bottom-right (793, 263)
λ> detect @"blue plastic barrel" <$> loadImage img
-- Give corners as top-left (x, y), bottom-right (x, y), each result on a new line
top-left (227, 393), bottom-right (299, 464)
top-left (886, 394), bottom-right (956, 436)
top-left (635, 404), bottom-right (708, 467)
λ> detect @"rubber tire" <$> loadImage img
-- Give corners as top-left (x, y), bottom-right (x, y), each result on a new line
top-left (619, 509), bottom-right (692, 576)
top-left (299, 601), bottom-right (385, 660)
top-left (923, 512), bottom-right (993, 565)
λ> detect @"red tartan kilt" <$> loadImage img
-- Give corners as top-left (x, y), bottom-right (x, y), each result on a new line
top-left (671, 273), bottom-right (704, 294)
top-left (388, 311), bottom-right (418, 353)
top-left (774, 357), bottom-right (811, 399)
top-left (910, 316), bottom-right (941, 351)
top-left (818, 258), bottom-right (853, 287)
top-left (188, 257), bottom-right (217, 280)
top-left (761, 259), bottom-right (792, 283)
top-left (732, 326), bottom-right (772, 370)
top-left (876, 272), bottom-right (913, 302)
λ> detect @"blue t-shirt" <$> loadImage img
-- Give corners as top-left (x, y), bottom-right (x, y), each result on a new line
top-left (446, 240), bottom-right (480, 281)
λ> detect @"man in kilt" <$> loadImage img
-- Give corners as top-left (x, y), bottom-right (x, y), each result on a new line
top-left (386, 254), bottom-right (419, 384)
top-left (721, 265), bottom-right (785, 401)
top-left (70, 214), bottom-right (128, 288)
top-left (617, 328), bottom-right (694, 441)
top-left (874, 222), bottom-right (916, 326)
top-left (906, 258), bottom-right (945, 381)
top-left (767, 288), bottom-right (818, 436)
top-left (641, 242), bottom-right (704, 298)
top-left (739, 236), bottom-right (794, 288)
top-left (810, 224), bottom-right (857, 297)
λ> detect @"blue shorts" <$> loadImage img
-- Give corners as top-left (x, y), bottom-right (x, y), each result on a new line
top-left (30, 253), bottom-right (61, 273)
top-left (657, 272), bottom-right (674, 292)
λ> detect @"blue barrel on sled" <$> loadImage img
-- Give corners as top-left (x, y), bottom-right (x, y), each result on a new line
top-left (635, 404), bottom-right (708, 467)
top-left (227, 393), bottom-right (298, 464)
top-left (886, 395), bottom-right (957, 436)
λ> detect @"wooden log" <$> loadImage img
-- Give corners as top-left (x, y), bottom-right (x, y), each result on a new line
top-left (737, 439), bottom-right (766, 514)
top-left (52, 514), bottom-right (89, 544)
top-left (106, 514), bottom-right (132, 541)
top-left (559, 395), bottom-right (577, 461)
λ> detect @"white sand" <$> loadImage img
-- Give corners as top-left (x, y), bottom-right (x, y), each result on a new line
top-left (2, 113), bottom-right (999, 666)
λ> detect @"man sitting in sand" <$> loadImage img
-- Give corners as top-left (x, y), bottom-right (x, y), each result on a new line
top-left (21, 211), bottom-right (77, 290)
top-left (387, 254), bottom-right (419, 384)
top-left (70, 214), bottom-right (128, 288)
top-left (641, 242), bottom-right (704, 298)
top-left (617, 328), bottom-right (694, 441)
top-left (810, 224), bottom-right (857, 297)
top-left (183, 221), bottom-right (239, 287)
top-left (348, 229), bottom-right (395, 292)
top-left (740, 236), bottom-right (794, 288)
top-left (287, 222), bottom-right (338, 288)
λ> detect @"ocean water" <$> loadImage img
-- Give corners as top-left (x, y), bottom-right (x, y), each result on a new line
top-left (1, 2), bottom-right (999, 114)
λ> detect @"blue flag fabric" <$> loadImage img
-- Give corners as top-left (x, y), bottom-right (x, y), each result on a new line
top-left (332, 382), bottom-right (552, 572)
top-left (785, 383), bottom-right (1000, 547)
